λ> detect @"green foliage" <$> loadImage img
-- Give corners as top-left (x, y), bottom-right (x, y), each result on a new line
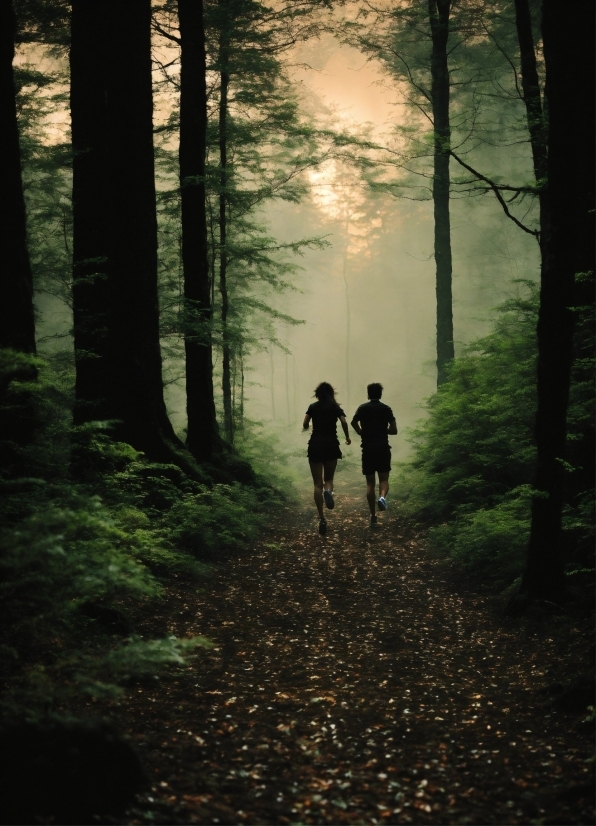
top-left (235, 418), bottom-right (300, 492)
top-left (0, 484), bottom-right (213, 717)
top-left (161, 483), bottom-right (265, 561)
top-left (399, 287), bottom-right (538, 526)
top-left (113, 506), bottom-right (209, 578)
top-left (0, 351), bottom-right (217, 720)
top-left (0, 495), bottom-right (158, 648)
top-left (428, 486), bottom-right (534, 588)
top-left (397, 283), bottom-right (595, 588)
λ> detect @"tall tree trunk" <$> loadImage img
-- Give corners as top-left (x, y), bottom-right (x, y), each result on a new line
top-left (512, 0), bottom-right (549, 259)
top-left (178, 0), bottom-right (219, 462)
top-left (0, 0), bottom-right (36, 354)
top-left (218, 33), bottom-right (234, 443)
top-left (102, 0), bottom-right (193, 469)
top-left (429, 0), bottom-right (454, 386)
top-left (513, 0), bottom-right (547, 186)
top-left (521, 0), bottom-right (595, 599)
top-left (70, 0), bottom-right (109, 422)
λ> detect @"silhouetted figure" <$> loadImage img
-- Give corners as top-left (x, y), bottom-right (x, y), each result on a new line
top-left (303, 382), bottom-right (351, 535)
top-left (351, 382), bottom-right (398, 529)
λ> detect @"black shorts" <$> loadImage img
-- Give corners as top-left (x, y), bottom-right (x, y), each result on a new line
top-left (308, 437), bottom-right (342, 464)
top-left (362, 443), bottom-right (391, 476)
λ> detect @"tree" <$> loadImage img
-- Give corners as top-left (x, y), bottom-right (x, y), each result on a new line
top-left (521, 0), bottom-right (595, 599)
top-left (429, 0), bottom-right (454, 386)
top-left (69, 0), bottom-right (196, 470)
top-left (153, 0), bottom-right (330, 444)
top-left (104, 0), bottom-right (192, 464)
top-left (0, 0), bottom-right (36, 354)
top-left (345, 0), bottom-right (474, 386)
top-left (215, 0), bottom-right (234, 441)
top-left (70, 0), bottom-right (109, 422)
top-left (178, 0), bottom-right (220, 462)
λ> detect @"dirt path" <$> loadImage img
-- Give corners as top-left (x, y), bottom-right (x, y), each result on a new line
top-left (117, 494), bottom-right (594, 825)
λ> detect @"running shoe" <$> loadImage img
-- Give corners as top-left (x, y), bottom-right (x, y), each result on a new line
top-left (319, 518), bottom-right (327, 535)
top-left (378, 496), bottom-right (387, 511)
top-left (323, 489), bottom-right (335, 509)
top-left (370, 516), bottom-right (380, 530)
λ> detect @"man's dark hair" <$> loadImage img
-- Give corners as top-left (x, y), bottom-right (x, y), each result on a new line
top-left (367, 382), bottom-right (383, 399)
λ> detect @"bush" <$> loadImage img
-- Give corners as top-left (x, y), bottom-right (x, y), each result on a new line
top-left (428, 486), bottom-right (534, 587)
top-left (160, 483), bottom-right (265, 561)
top-left (396, 282), bottom-right (594, 588)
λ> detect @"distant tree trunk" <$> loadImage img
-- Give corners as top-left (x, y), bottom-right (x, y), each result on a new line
top-left (0, 0), bottom-right (36, 354)
top-left (341, 243), bottom-right (351, 414)
top-left (70, 0), bottom-right (109, 422)
top-left (218, 31), bottom-right (234, 443)
top-left (429, 0), bottom-right (454, 386)
top-left (521, 0), bottom-right (595, 599)
top-left (269, 346), bottom-right (276, 420)
top-left (239, 343), bottom-right (245, 431)
top-left (285, 351), bottom-right (290, 424)
top-left (103, 0), bottom-right (193, 468)
top-left (178, 0), bottom-right (219, 462)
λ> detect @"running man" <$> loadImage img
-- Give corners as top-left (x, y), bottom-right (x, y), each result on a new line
top-left (351, 383), bottom-right (398, 529)
top-left (303, 382), bottom-right (351, 535)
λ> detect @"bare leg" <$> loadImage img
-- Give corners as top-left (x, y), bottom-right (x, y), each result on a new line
top-left (323, 459), bottom-right (338, 493)
top-left (366, 473), bottom-right (377, 517)
top-left (309, 461), bottom-right (325, 519)
top-left (379, 471), bottom-right (389, 500)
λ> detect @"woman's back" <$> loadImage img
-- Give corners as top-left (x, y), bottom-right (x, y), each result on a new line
top-left (306, 399), bottom-right (345, 439)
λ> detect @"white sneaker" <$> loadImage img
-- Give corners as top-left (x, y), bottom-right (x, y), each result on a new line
top-left (378, 496), bottom-right (387, 511)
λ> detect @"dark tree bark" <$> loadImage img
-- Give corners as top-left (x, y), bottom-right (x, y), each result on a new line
top-left (429, 0), bottom-right (454, 386)
top-left (218, 27), bottom-right (234, 443)
top-left (513, 0), bottom-right (547, 186)
top-left (0, 0), bottom-right (36, 354)
top-left (70, 0), bottom-right (109, 423)
top-left (178, 0), bottom-right (219, 462)
top-left (101, 0), bottom-right (194, 468)
top-left (513, 0), bottom-right (549, 262)
top-left (521, 0), bottom-right (595, 599)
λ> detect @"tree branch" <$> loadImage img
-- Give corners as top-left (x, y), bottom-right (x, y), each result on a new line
top-left (449, 150), bottom-right (540, 238)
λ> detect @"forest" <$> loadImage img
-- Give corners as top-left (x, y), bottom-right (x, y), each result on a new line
top-left (0, 0), bottom-right (593, 823)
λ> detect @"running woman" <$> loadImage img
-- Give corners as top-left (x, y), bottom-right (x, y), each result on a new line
top-left (351, 382), bottom-right (398, 529)
top-left (303, 382), bottom-right (351, 535)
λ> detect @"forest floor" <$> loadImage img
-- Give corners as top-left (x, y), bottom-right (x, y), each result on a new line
top-left (112, 492), bottom-right (594, 825)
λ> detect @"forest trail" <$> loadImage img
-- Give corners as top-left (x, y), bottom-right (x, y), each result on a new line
top-left (117, 494), bottom-right (594, 825)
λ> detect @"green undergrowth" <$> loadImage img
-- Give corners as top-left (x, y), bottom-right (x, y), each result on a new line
top-left (0, 349), bottom-right (279, 721)
top-left (396, 282), bottom-right (595, 594)
top-left (234, 417), bottom-right (302, 493)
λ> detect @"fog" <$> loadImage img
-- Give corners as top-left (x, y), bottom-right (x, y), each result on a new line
top-left (212, 35), bottom-right (540, 477)
top-left (24, 28), bottom-right (540, 483)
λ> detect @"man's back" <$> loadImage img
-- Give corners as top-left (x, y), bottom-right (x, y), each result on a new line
top-left (351, 399), bottom-right (394, 444)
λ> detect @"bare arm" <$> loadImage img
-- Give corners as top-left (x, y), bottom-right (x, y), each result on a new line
top-left (351, 417), bottom-right (362, 437)
top-left (302, 414), bottom-right (311, 430)
top-left (388, 417), bottom-right (398, 435)
top-left (339, 415), bottom-right (351, 445)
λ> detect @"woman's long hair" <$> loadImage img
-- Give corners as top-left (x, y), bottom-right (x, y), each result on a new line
top-left (314, 382), bottom-right (336, 404)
